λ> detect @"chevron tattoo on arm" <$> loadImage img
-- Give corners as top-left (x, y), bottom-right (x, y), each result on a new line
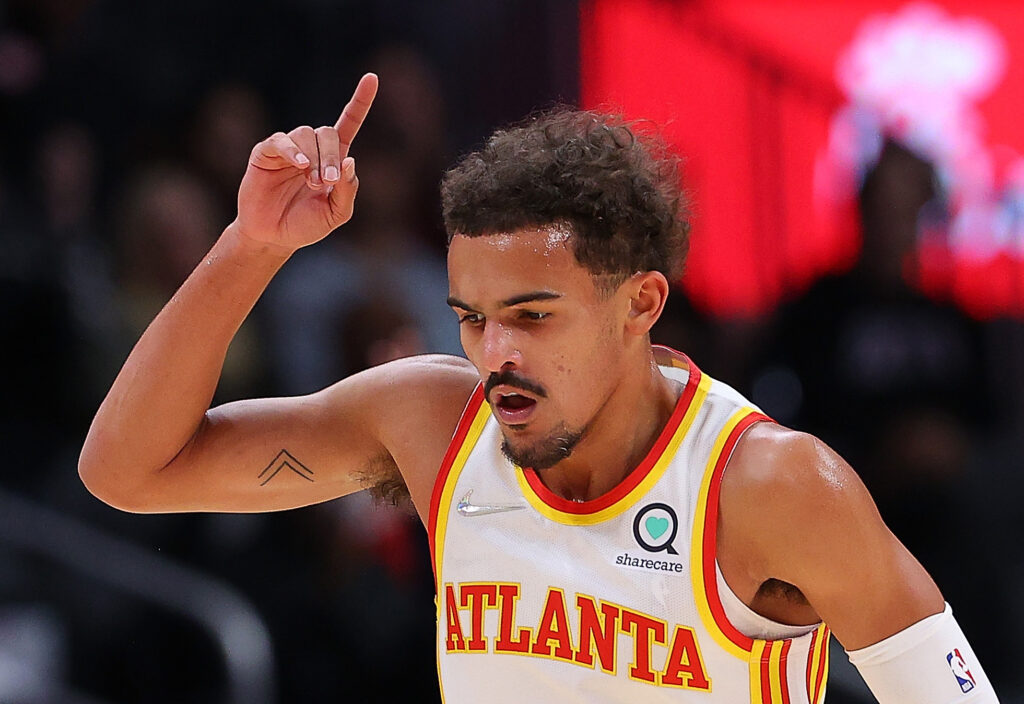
top-left (258, 449), bottom-right (314, 486)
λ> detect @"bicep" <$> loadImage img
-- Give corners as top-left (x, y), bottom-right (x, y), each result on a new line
top-left (133, 383), bottom-right (388, 513)
top-left (794, 507), bottom-right (944, 650)
top-left (729, 428), bottom-right (944, 651)
top-left (128, 355), bottom-right (477, 515)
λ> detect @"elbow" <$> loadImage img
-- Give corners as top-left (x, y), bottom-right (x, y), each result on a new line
top-left (78, 437), bottom-right (152, 513)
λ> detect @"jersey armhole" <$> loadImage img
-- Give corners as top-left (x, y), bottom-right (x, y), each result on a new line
top-left (692, 409), bottom-right (775, 656)
top-left (427, 383), bottom-right (486, 584)
top-left (693, 409), bottom-right (833, 703)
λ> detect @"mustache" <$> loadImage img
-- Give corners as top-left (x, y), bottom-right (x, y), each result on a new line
top-left (484, 370), bottom-right (547, 400)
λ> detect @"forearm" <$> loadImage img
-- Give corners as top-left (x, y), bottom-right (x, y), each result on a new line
top-left (847, 603), bottom-right (998, 703)
top-left (80, 221), bottom-right (291, 499)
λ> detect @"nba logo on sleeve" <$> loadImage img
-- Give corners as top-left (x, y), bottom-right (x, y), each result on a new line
top-left (946, 649), bottom-right (976, 693)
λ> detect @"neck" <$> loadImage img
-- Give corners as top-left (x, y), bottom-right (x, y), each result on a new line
top-left (536, 348), bottom-right (682, 502)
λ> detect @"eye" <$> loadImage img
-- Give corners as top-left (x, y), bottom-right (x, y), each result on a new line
top-left (521, 311), bottom-right (549, 321)
top-left (459, 313), bottom-right (484, 325)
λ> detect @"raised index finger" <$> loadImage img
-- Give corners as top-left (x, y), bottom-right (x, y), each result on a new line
top-left (335, 73), bottom-right (379, 157)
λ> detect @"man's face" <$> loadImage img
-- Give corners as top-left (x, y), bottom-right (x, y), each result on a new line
top-left (447, 225), bottom-right (628, 469)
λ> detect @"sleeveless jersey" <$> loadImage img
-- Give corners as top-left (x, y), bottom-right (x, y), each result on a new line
top-left (428, 347), bottom-right (831, 703)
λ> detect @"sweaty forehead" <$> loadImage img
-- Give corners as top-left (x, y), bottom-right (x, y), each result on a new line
top-left (447, 226), bottom-right (595, 304)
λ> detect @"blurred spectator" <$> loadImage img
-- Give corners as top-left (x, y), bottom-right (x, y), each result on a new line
top-left (188, 83), bottom-right (271, 217)
top-left (753, 142), bottom-right (989, 489)
top-left (34, 123), bottom-right (125, 408)
top-left (0, 140), bottom-right (83, 498)
top-left (338, 298), bottom-right (426, 377)
top-left (262, 73), bottom-right (461, 395)
top-left (369, 44), bottom-right (450, 252)
top-left (371, 45), bottom-right (446, 177)
top-left (0, 3), bottom-right (580, 703)
top-left (115, 164), bottom-right (268, 401)
top-left (749, 139), bottom-right (1013, 683)
top-left (214, 297), bottom-right (439, 701)
top-left (307, 297), bottom-right (436, 699)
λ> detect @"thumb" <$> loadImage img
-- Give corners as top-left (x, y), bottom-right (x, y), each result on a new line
top-left (328, 156), bottom-right (359, 224)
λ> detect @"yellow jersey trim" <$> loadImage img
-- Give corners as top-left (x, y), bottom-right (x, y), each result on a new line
top-left (513, 372), bottom-right (712, 526)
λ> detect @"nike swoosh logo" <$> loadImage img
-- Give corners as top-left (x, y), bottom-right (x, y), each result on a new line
top-left (456, 490), bottom-right (526, 517)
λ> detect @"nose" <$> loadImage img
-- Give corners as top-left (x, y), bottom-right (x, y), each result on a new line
top-left (479, 320), bottom-right (522, 373)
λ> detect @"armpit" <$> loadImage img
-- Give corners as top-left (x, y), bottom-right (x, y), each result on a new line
top-left (356, 450), bottom-right (412, 511)
top-left (757, 578), bottom-right (811, 606)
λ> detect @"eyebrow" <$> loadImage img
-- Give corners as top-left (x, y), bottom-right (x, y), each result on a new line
top-left (447, 291), bottom-right (563, 311)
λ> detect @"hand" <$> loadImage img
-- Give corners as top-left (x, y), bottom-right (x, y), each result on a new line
top-left (233, 73), bottom-right (378, 254)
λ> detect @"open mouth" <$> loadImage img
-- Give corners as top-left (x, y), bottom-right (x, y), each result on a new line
top-left (493, 392), bottom-right (538, 425)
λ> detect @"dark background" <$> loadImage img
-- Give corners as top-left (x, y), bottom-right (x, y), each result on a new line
top-left (1, 0), bottom-right (1021, 702)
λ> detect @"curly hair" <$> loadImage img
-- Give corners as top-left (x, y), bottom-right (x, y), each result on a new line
top-left (441, 108), bottom-right (689, 290)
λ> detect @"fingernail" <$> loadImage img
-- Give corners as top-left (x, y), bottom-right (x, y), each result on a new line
top-left (296, 153), bottom-right (310, 166)
top-left (324, 165), bottom-right (339, 181)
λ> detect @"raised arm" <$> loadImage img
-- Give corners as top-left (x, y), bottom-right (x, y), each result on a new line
top-left (719, 423), bottom-right (998, 702)
top-left (79, 75), bottom-right (477, 520)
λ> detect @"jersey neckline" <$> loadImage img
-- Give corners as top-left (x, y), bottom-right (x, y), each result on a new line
top-left (515, 346), bottom-right (707, 525)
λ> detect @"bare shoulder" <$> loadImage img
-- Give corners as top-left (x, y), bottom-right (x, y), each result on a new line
top-left (317, 353), bottom-right (481, 512)
top-left (319, 353), bottom-right (478, 410)
top-left (318, 352), bottom-right (480, 451)
top-left (327, 353), bottom-right (477, 395)
top-left (723, 422), bottom-right (865, 518)
top-left (720, 422), bottom-right (944, 648)
top-left (719, 421), bottom-right (885, 587)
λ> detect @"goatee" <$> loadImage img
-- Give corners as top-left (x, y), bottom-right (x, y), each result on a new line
top-left (501, 423), bottom-right (585, 470)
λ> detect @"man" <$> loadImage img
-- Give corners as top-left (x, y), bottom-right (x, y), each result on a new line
top-left (80, 74), bottom-right (997, 702)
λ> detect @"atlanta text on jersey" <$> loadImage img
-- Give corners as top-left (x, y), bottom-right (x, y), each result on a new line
top-left (443, 581), bottom-right (712, 690)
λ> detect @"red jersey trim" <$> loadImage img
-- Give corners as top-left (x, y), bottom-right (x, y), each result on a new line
top-left (812, 627), bottom-right (830, 703)
top-left (428, 383), bottom-right (485, 582)
top-left (779, 639), bottom-right (792, 704)
top-left (760, 642), bottom-right (774, 704)
top-left (805, 628), bottom-right (818, 699)
top-left (700, 410), bottom-right (774, 652)
top-left (520, 349), bottom-right (703, 516)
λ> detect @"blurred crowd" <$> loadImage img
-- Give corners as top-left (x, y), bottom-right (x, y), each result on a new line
top-left (1, 1), bottom-right (1023, 702)
top-left (655, 138), bottom-right (1024, 701)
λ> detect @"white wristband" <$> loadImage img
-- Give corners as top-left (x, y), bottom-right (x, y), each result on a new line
top-left (846, 603), bottom-right (998, 703)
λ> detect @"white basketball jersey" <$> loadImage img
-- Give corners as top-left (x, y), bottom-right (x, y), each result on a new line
top-left (429, 347), bottom-right (831, 703)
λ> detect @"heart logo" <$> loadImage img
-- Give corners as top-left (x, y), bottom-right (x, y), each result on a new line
top-left (645, 516), bottom-right (669, 540)
top-left (633, 503), bottom-right (679, 555)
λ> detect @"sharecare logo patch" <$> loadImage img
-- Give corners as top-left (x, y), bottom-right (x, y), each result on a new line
top-left (632, 503), bottom-right (680, 554)
top-left (946, 648), bottom-right (976, 693)
top-left (615, 552), bottom-right (685, 574)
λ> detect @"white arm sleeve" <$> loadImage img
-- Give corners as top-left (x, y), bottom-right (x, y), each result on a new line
top-left (846, 603), bottom-right (998, 703)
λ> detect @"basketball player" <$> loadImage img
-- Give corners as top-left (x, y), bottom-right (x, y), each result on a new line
top-left (80, 74), bottom-right (998, 702)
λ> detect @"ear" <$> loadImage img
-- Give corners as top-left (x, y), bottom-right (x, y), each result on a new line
top-left (623, 271), bottom-right (670, 337)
